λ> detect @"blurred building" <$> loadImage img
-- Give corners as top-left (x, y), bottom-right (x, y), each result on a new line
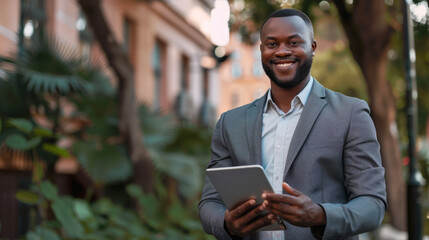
top-left (217, 32), bottom-right (270, 114)
top-left (0, 0), bottom-right (219, 123)
top-left (0, 0), bottom-right (219, 238)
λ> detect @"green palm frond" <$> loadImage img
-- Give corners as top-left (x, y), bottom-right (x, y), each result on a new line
top-left (1, 34), bottom-right (111, 96)
top-left (23, 70), bottom-right (84, 94)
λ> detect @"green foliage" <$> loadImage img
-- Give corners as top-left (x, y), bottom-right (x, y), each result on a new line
top-left (0, 118), bottom-right (67, 167)
top-left (413, 21), bottom-right (429, 136)
top-left (6, 103), bottom-right (214, 238)
top-left (17, 180), bottom-right (215, 240)
top-left (40, 181), bottom-right (58, 201)
top-left (0, 66), bottom-right (32, 118)
top-left (136, 106), bottom-right (212, 197)
top-left (0, 35), bottom-right (108, 96)
top-left (241, 0), bottom-right (278, 28)
top-left (139, 105), bottom-right (176, 149)
top-left (16, 190), bottom-right (40, 205)
top-left (311, 43), bottom-right (368, 100)
top-left (0, 33), bottom-right (113, 171)
top-left (73, 141), bottom-right (133, 184)
top-left (166, 125), bottom-right (212, 157)
top-left (52, 196), bottom-right (86, 238)
top-left (151, 151), bottom-right (203, 197)
top-left (32, 160), bottom-right (45, 183)
top-left (5, 134), bottom-right (41, 151)
top-left (8, 118), bottom-right (34, 134)
top-left (42, 143), bottom-right (70, 158)
top-left (1, 16), bottom-right (215, 240)
top-left (26, 226), bottom-right (61, 240)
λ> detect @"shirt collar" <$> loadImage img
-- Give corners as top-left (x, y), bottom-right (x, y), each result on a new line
top-left (264, 77), bottom-right (314, 113)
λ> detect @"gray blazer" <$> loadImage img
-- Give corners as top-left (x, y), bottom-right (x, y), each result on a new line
top-left (199, 80), bottom-right (387, 240)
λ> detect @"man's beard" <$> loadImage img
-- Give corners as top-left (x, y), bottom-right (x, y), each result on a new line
top-left (262, 56), bottom-right (313, 89)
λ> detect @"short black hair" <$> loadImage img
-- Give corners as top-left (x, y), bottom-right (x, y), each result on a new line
top-left (260, 8), bottom-right (314, 40)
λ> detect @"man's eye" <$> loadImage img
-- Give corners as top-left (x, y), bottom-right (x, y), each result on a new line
top-left (290, 41), bottom-right (299, 46)
top-left (267, 42), bottom-right (277, 47)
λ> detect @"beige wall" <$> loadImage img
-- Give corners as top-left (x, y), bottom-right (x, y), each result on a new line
top-left (51, 0), bottom-right (80, 48)
top-left (0, 0), bottom-right (20, 54)
top-left (100, 0), bottom-right (216, 119)
top-left (217, 33), bottom-right (270, 116)
top-left (0, 0), bottom-right (218, 123)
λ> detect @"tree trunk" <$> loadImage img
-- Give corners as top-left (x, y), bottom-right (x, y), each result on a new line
top-left (332, 0), bottom-right (406, 230)
top-left (77, 0), bottom-right (153, 193)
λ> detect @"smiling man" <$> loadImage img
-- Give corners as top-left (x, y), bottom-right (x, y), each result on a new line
top-left (199, 8), bottom-right (387, 240)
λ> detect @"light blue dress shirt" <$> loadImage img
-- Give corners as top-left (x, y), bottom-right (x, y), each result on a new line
top-left (260, 77), bottom-right (313, 240)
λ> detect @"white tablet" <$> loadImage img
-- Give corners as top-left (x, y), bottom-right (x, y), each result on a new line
top-left (207, 164), bottom-right (286, 231)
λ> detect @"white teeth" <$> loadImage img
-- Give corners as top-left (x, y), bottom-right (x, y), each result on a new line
top-left (276, 63), bottom-right (293, 67)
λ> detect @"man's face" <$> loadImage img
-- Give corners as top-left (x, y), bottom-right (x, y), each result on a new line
top-left (260, 16), bottom-right (316, 89)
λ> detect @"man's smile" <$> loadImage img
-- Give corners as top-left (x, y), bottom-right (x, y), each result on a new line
top-left (271, 57), bottom-right (298, 71)
top-left (274, 61), bottom-right (296, 70)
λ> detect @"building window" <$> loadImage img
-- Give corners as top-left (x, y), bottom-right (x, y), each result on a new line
top-left (202, 67), bottom-right (209, 98)
top-left (252, 46), bottom-right (263, 77)
top-left (231, 51), bottom-right (242, 79)
top-left (199, 67), bottom-right (215, 127)
top-left (76, 11), bottom-right (92, 59)
top-left (123, 17), bottom-right (136, 64)
top-left (152, 39), bottom-right (166, 112)
top-left (181, 54), bottom-right (190, 91)
top-left (20, 0), bottom-right (45, 48)
top-left (175, 54), bottom-right (193, 121)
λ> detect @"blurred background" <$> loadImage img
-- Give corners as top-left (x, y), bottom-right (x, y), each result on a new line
top-left (0, 0), bottom-right (428, 239)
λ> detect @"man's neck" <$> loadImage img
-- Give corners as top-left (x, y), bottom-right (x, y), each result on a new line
top-left (270, 77), bottom-right (310, 113)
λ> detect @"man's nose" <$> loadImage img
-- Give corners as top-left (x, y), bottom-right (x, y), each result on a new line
top-left (275, 44), bottom-right (292, 56)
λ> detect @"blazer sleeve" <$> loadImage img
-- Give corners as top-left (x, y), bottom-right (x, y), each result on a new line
top-left (318, 99), bottom-right (387, 239)
top-left (199, 113), bottom-right (235, 240)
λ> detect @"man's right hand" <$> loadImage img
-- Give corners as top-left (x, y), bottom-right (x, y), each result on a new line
top-left (224, 198), bottom-right (277, 237)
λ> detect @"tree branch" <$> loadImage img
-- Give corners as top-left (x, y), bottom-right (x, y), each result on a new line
top-left (331, 0), bottom-right (365, 67)
top-left (77, 0), bottom-right (153, 193)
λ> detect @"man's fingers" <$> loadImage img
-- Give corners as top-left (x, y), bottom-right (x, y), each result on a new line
top-left (261, 183), bottom-right (301, 203)
top-left (241, 214), bottom-right (279, 234)
top-left (229, 199), bottom-right (256, 217)
top-left (262, 192), bottom-right (296, 205)
top-left (282, 182), bottom-right (300, 196)
top-left (264, 200), bottom-right (297, 215)
top-left (225, 199), bottom-right (276, 236)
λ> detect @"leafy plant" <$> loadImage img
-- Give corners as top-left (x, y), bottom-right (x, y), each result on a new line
top-left (16, 180), bottom-right (215, 240)
top-left (0, 118), bottom-right (68, 176)
top-left (73, 141), bottom-right (133, 184)
top-left (0, 19), bottom-right (214, 240)
top-left (0, 35), bottom-right (109, 97)
top-left (0, 33), bottom-right (113, 171)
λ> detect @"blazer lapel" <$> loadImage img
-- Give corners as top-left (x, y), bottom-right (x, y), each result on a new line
top-left (284, 81), bottom-right (327, 176)
top-left (246, 93), bottom-right (267, 165)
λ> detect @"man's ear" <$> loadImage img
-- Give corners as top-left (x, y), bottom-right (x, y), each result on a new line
top-left (311, 40), bottom-right (317, 56)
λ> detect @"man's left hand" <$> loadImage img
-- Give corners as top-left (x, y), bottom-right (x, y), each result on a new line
top-left (262, 182), bottom-right (326, 227)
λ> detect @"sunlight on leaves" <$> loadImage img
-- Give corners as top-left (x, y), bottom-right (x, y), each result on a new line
top-left (7, 118), bottom-right (33, 134)
top-left (16, 190), bottom-right (39, 205)
top-left (42, 143), bottom-right (69, 157)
